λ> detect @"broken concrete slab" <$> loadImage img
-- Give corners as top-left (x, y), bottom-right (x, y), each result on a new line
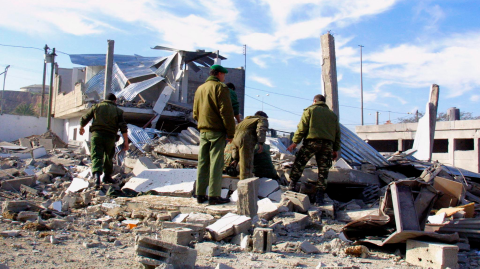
top-left (327, 168), bottom-right (381, 186)
top-left (1, 176), bottom-right (36, 191)
top-left (39, 139), bottom-right (54, 150)
top-left (258, 177), bottom-right (279, 198)
top-left (160, 222), bottom-right (205, 241)
top-left (336, 208), bottom-right (379, 222)
top-left (132, 157), bottom-right (158, 176)
top-left (273, 212), bottom-right (309, 232)
top-left (257, 198), bottom-right (279, 220)
top-left (237, 177), bottom-right (259, 218)
top-left (135, 236), bottom-right (197, 269)
top-left (2, 201), bottom-right (42, 213)
top-left (31, 146), bottom-right (47, 159)
top-left (282, 191), bottom-right (310, 213)
top-left (185, 213), bottom-right (215, 226)
top-left (206, 213), bottom-right (251, 241)
top-left (122, 168), bottom-right (196, 196)
top-left (300, 241), bottom-right (320, 254)
top-left (43, 164), bottom-right (66, 176)
top-left (195, 242), bottom-right (221, 256)
top-left (252, 228), bottom-right (274, 253)
top-left (406, 240), bottom-right (458, 269)
top-left (0, 230), bottom-right (20, 237)
top-left (16, 211), bottom-right (38, 222)
top-left (19, 138), bottom-right (32, 148)
top-left (66, 178), bottom-right (89, 193)
top-left (266, 189), bottom-right (282, 203)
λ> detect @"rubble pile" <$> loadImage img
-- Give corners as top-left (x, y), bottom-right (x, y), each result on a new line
top-left (1, 130), bottom-right (480, 268)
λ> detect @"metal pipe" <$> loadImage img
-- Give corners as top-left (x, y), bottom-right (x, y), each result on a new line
top-left (47, 48), bottom-right (56, 130)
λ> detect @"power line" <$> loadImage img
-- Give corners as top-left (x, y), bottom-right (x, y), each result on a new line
top-left (0, 43), bottom-right (70, 55)
top-left (246, 85), bottom-right (410, 115)
top-left (245, 94), bottom-right (302, 116)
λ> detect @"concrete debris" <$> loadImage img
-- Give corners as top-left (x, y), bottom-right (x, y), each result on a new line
top-left (136, 236), bottom-right (197, 269)
top-left (0, 121), bottom-right (480, 268)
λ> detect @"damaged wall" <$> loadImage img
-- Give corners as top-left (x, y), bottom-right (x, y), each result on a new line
top-left (356, 119), bottom-right (480, 173)
top-left (0, 114), bottom-right (65, 142)
top-left (187, 66), bottom-right (245, 116)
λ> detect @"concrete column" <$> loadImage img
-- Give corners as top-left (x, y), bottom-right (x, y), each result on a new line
top-left (103, 40), bottom-right (114, 99)
top-left (427, 84), bottom-right (440, 162)
top-left (180, 63), bottom-right (189, 103)
top-left (320, 32), bottom-right (339, 117)
top-left (398, 138), bottom-right (404, 152)
top-left (475, 138), bottom-right (480, 173)
top-left (448, 137), bottom-right (455, 167)
top-left (447, 107), bottom-right (460, 121)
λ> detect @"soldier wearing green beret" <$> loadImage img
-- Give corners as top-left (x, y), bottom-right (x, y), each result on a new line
top-left (193, 64), bottom-right (236, 205)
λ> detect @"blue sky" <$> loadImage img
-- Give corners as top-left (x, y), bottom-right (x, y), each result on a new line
top-left (1, 0), bottom-right (480, 132)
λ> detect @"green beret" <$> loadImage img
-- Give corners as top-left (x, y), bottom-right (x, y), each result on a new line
top-left (210, 64), bottom-right (228, 74)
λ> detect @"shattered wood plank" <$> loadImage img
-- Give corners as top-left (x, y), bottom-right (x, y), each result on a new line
top-left (390, 184), bottom-right (421, 232)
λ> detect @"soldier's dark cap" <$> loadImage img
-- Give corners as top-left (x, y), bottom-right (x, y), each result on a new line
top-left (106, 93), bottom-right (117, 101)
top-left (255, 111), bottom-right (268, 118)
top-left (210, 64), bottom-right (228, 73)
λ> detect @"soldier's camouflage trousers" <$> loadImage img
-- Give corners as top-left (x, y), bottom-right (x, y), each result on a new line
top-left (289, 139), bottom-right (333, 191)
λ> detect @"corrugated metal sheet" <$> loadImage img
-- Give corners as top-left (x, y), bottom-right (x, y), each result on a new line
top-left (70, 54), bottom-right (139, 66)
top-left (340, 124), bottom-right (390, 167)
top-left (155, 53), bottom-right (177, 77)
top-left (84, 64), bottom-right (128, 95)
top-left (127, 124), bottom-right (154, 153)
top-left (115, 76), bottom-right (165, 101)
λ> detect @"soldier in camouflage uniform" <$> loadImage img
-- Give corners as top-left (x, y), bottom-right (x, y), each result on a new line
top-left (232, 111), bottom-right (269, 180)
top-left (287, 94), bottom-right (340, 205)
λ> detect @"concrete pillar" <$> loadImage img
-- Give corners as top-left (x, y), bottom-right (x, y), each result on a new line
top-left (236, 177), bottom-right (259, 218)
top-left (475, 138), bottom-right (480, 173)
top-left (448, 137), bottom-right (455, 167)
top-left (398, 138), bottom-right (404, 152)
top-left (181, 63), bottom-right (189, 103)
top-left (428, 84), bottom-right (440, 162)
top-left (320, 32), bottom-right (339, 117)
top-left (103, 40), bottom-right (114, 99)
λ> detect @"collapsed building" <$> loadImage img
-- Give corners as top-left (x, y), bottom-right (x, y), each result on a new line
top-left (0, 35), bottom-right (480, 269)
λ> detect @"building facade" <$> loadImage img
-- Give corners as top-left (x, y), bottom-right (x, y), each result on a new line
top-left (355, 120), bottom-right (480, 173)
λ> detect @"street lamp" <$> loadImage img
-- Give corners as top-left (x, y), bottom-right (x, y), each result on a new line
top-left (256, 94), bottom-right (269, 111)
top-left (1, 65), bottom-right (11, 115)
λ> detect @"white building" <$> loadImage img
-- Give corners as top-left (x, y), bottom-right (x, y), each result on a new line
top-left (356, 119), bottom-right (480, 173)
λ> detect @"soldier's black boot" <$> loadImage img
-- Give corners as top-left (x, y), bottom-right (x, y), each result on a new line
top-left (315, 189), bottom-right (325, 206)
top-left (94, 172), bottom-right (101, 189)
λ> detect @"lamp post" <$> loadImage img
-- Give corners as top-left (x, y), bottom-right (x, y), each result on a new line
top-left (359, 45), bottom-right (364, 126)
top-left (1, 65), bottom-right (11, 115)
top-left (256, 94), bottom-right (269, 111)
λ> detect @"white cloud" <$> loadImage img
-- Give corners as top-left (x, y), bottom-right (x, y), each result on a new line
top-left (251, 55), bottom-right (273, 68)
top-left (471, 95), bottom-right (480, 102)
top-left (250, 75), bottom-right (274, 87)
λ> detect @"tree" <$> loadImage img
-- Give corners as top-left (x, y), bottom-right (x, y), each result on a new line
top-left (397, 111), bottom-right (480, 123)
top-left (13, 103), bottom-right (36, 116)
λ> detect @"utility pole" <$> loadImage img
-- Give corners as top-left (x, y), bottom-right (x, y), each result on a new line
top-left (243, 45), bottom-right (247, 71)
top-left (359, 45), bottom-right (364, 125)
top-left (46, 48), bottom-right (56, 131)
top-left (415, 110), bottom-right (419, 122)
top-left (1, 65), bottom-right (11, 115)
top-left (104, 40), bottom-right (114, 100)
top-left (375, 111), bottom-right (379, 125)
top-left (41, 44), bottom-right (49, 117)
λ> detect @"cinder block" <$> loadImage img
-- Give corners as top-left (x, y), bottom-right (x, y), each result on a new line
top-left (161, 228), bottom-right (194, 246)
top-left (2, 200), bottom-right (42, 213)
top-left (406, 240), bottom-right (459, 269)
top-left (252, 228), bottom-right (274, 253)
top-left (282, 191), bottom-right (311, 213)
top-left (160, 221), bottom-right (205, 241)
top-left (237, 177), bottom-right (259, 217)
top-left (135, 236), bottom-right (197, 269)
